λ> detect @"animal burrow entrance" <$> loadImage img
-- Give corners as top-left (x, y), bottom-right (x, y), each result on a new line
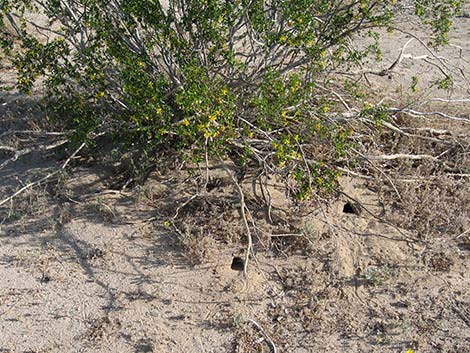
top-left (231, 257), bottom-right (244, 271)
top-left (343, 201), bottom-right (360, 215)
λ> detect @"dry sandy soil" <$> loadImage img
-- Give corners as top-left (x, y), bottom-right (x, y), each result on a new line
top-left (1, 8), bottom-right (469, 353)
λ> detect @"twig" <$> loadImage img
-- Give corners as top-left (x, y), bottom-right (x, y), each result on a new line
top-left (266, 232), bottom-right (304, 237)
top-left (0, 130), bottom-right (68, 138)
top-left (203, 137), bottom-right (210, 189)
top-left (426, 98), bottom-right (470, 103)
top-left (368, 38), bottom-right (414, 76)
top-left (173, 193), bottom-right (199, 219)
top-left (337, 167), bottom-right (374, 180)
top-left (392, 108), bottom-right (470, 123)
top-left (244, 318), bottom-right (277, 353)
top-left (0, 140), bottom-right (68, 170)
top-left (386, 173), bottom-right (470, 183)
top-left (262, 173), bottom-right (274, 223)
top-left (456, 228), bottom-right (470, 239)
top-left (364, 153), bottom-right (437, 161)
top-left (339, 191), bottom-right (419, 244)
top-left (388, 27), bottom-right (453, 75)
top-left (220, 160), bottom-right (253, 277)
top-left (0, 142), bottom-right (85, 207)
top-left (382, 121), bottom-right (455, 145)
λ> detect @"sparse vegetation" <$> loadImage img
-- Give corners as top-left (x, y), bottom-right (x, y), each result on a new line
top-left (0, 1), bottom-right (469, 352)
top-left (363, 264), bottom-right (398, 286)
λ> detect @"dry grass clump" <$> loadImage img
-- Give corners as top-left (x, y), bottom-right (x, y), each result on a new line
top-left (386, 177), bottom-right (469, 238)
top-left (364, 115), bottom-right (469, 238)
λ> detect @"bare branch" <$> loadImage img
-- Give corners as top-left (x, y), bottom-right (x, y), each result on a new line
top-left (364, 153), bottom-right (437, 161)
top-left (0, 142), bottom-right (85, 208)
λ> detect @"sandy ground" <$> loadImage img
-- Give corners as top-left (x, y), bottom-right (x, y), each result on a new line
top-left (1, 7), bottom-right (469, 353)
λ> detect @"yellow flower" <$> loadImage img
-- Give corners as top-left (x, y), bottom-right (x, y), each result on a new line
top-left (181, 118), bottom-right (190, 126)
top-left (281, 110), bottom-right (288, 119)
top-left (305, 39), bottom-right (314, 48)
top-left (163, 220), bottom-right (171, 227)
top-left (322, 105), bottom-right (329, 113)
top-left (208, 114), bottom-right (217, 122)
top-left (156, 107), bottom-right (163, 114)
top-left (221, 87), bottom-right (228, 96)
top-left (279, 35), bottom-right (287, 43)
top-left (405, 350), bottom-right (415, 353)
top-left (204, 131), bottom-right (212, 138)
top-left (293, 134), bottom-right (300, 142)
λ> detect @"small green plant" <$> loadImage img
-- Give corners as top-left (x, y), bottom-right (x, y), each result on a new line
top-left (360, 103), bottom-right (390, 126)
top-left (438, 75), bottom-right (454, 89)
top-left (232, 314), bottom-right (244, 327)
top-left (174, 223), bottom-right (212, 265)
top-left (411, 76), bottom-right (419, 93)
top-left (363, 264), bottom-right (399, 286)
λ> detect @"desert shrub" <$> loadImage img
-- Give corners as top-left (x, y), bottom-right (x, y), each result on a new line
top-left (0, 0), bottom-right (462, 198)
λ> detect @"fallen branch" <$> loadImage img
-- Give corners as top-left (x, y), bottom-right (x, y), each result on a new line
top-left (337, 166), bottom-right (374, 180)
top-left (0, 142), bottom-right (85, 207)
top-left (0, 140), bottom-right (68, 170)
top-left (353, 149), bottom-right (403, 200)
top-left (392, 108), bottom-right (470, 123)
top-left (0, 130), bottom-right (68, 138)
top-left (382, 121), bottom-right (455, 145)
top-left (387, 173), bottom-right (470, 183)
top-left (364, 153), bottom-right (437, 161)
top-left (426, 98), bottom-right (470, 103)
top-left (388, 26), bottom-right (453, 76)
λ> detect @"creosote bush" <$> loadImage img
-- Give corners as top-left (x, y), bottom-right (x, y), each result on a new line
top-left (0, 0), bottom-right (462, 199)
